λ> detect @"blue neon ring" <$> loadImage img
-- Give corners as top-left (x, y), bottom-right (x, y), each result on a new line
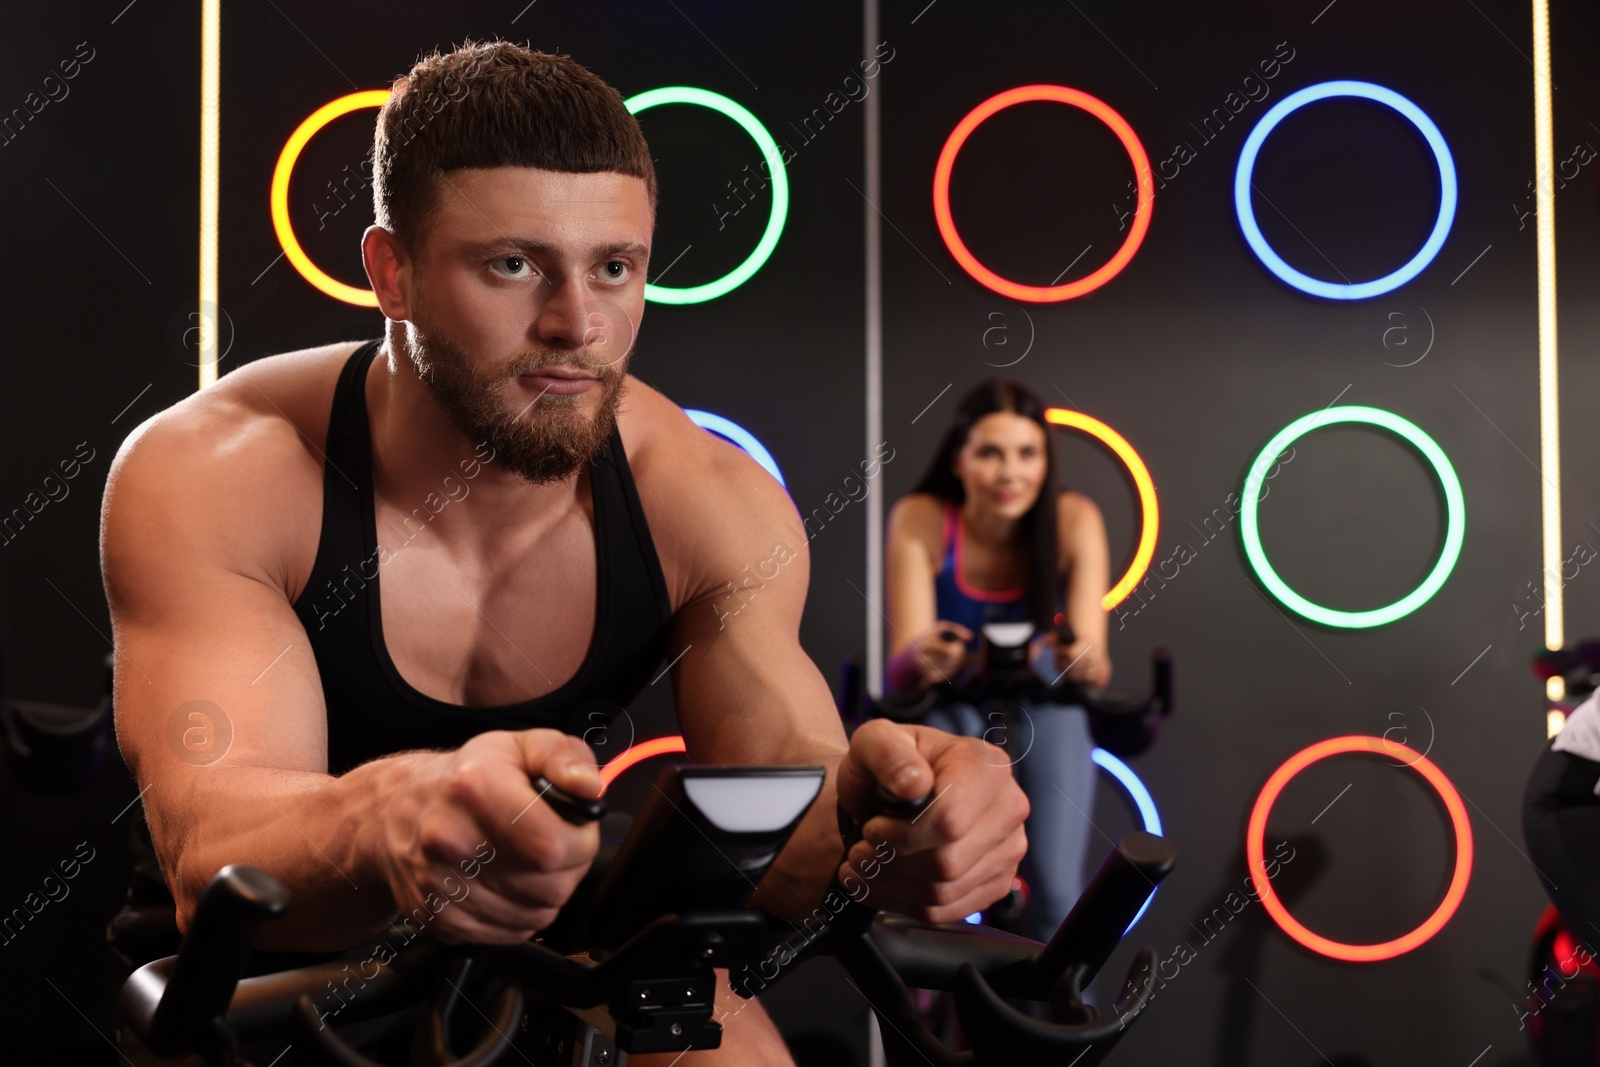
top-left (684, 409), bottom-right (785, 487)
top-left (1093, 747), bottom-right (1163, 931)
top-left (1233, 80), bottom-right (1456, 300)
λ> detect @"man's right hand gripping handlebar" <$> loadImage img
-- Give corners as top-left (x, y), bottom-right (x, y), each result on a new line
top-left (372, 729), bottom-right (605, 946)
top-left (831, 717), bottom-right (1029, 926)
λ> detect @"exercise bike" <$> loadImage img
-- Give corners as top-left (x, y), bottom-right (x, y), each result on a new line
top-left (0, 647), bottom-right (116, 794)
top-left (837, 621), bottom-right (1171, 926)
top-left (853, 620), bottom-right (1173, 759)
top-left (116, 761), bottom-right (1176, 1066)
top-left (835, 622), bottom-right (1172, 1045)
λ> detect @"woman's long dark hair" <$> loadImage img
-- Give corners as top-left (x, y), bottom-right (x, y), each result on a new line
top-left (909, 379), bottom-right (1061, 632)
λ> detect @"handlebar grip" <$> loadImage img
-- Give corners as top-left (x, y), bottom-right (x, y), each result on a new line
top-left (838, 783), bottom-right (933, 850)
top-left (1032, 831), bottom-right (1175, 989)
top-left (870, 782), bottom-right (931, 821)
top-left (139, 864), bottom-right (289, 1056)
top-left (747, 783), bottom-right (937, 980)
top-left (530, 775), bottom-right (606, 825)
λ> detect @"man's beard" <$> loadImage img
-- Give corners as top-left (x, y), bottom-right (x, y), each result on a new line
top-left (404, 309), bottom-right (626, 486)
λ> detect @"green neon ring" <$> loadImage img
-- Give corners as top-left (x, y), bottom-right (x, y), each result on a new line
top-left (1240, 406), bottom-right (1465, 628)
top-left (625, 86), bottom-right (789, 304)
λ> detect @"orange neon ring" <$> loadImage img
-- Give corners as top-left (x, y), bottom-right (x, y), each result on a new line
top-left (598, 734), bottom-right (687, 792)
top-left (933, 85), bottom-right (1154, 302)
top-left (270, 90), bottom-right (391, 306)
top-left (1045, 408), bottom-right (1157, 610)
top-left (1246, 735), bottom-right (1473, 962)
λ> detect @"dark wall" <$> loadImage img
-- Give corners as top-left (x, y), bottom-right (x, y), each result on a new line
top-left (0, 0), bottom-right (1594, 1064)
top-left (0, 2), bottom-right (204, 1058)
top-left (876, 2), bottom-right (1586, 1066)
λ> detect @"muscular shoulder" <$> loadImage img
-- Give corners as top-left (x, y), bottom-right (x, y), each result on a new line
top-left (614, 376), bottom-right (802, 609)
top-left (103, 341), bottom-right (361, 595)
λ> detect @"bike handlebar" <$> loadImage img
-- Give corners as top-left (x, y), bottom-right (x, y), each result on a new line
top-left (867, 829), bottom-right (1171, 995)
top-left (120, 864), bottom-right (290, 1060)
top-left (870, 622), bottom-right (1173, 760)
top-left (822, 829), bottom-right (1171, 1066)
top-left (119, 766), bottom-right (1175, 1067)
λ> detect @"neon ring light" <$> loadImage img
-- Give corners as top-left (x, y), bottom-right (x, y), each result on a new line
top-left (1240, 405), bottom-right (1463, 628)
top-left (599, 734), bottom-right (686, 792)
top-left (274, 88), bottom-right (788, 306)
top-left (1045, 408), bottom-right (1158, 610)
top-left (1234, 80), bottom-right (1457, 299)
top-left (1247, 735), bottom-right (1473, 962)
top-left (272, 90), bottom-right (392, 306)
top-left (1093, 747), bottom-right (1162, 931)
top-left (934, 85), bottom-right (1154, 302)
top-left (625, 87), bottom-right (789, 304)
top-left (685, 409), bottom-right (785, 487)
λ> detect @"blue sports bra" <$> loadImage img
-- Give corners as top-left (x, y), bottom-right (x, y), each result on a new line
top-left (933, 501), bottom-right (1059, 646)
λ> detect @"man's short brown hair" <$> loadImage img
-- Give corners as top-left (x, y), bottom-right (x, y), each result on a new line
top-left (372, 38), bottom-right (658, 249)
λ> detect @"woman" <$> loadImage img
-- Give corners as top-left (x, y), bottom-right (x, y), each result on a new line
top-left (885, 378), bottom-right (1112, 945)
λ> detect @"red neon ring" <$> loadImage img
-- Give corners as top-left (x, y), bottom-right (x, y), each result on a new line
top-left (598, 734), bottom-right (686, 792)
top-left (1246, 735), bottom-right (1473, 962)
top-left (933, 85), bottom-right (1154, 302)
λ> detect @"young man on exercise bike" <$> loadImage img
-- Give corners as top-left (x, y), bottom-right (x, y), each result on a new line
top-left (99, 39), bottom-right (1028, 1065)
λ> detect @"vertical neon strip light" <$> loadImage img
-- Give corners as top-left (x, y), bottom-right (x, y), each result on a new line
top-left (864, 0), bottom-right (884, 697)
top-left (199, 0), bottom-right (220, 390)
top-left (1533, 0), bottom-right (1564, 688)
top-left (1533, 0), bottom-right (1567, 724)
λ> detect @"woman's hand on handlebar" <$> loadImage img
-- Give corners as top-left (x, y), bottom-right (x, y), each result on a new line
top-left (1032, 628), bottom-right (1112, 689)
top-left (833, 719), bottom-right (1029, 925)
top-left (373, 729), bottom-right (602, 946)
top-left (902, 621), bottom-right (974, 688)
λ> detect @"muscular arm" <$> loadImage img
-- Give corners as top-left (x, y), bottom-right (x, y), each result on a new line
top-left (658, 436), bottom-right (849, 923)
top-left (643, 405), bottom-right (1028, 932)
top-left (102, 413), bottom-right (399, 948)
top-left (103, 410), bottom-right (594, 952)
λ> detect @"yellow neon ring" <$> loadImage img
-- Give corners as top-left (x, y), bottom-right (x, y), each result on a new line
top-left (1044, 408), bottom-right (1158, 610)
top-left (270, 90), bottom-right (391, 306)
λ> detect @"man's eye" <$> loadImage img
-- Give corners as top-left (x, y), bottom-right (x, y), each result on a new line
top-left (602, 260), bottom-right (631, 282)
top-left (493, 255), bottom-right (532, 278)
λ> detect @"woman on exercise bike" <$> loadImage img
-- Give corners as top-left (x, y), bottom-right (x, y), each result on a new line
top-left (884, 378), bottom-right (1111, 945)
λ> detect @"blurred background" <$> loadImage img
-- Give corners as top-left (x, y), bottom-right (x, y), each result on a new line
top-left (2, 1), bottom-right (1597, 1064)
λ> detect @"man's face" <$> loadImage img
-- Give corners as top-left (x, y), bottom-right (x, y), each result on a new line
top-left (400, 166), bottom-right (652, 485)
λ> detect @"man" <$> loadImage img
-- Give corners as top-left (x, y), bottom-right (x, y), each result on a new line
top-left (101, 40), bottom-right (1028, 1063)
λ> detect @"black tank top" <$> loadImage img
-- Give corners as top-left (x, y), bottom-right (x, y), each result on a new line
top-left (290, 339), bottom-right (674, 775)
